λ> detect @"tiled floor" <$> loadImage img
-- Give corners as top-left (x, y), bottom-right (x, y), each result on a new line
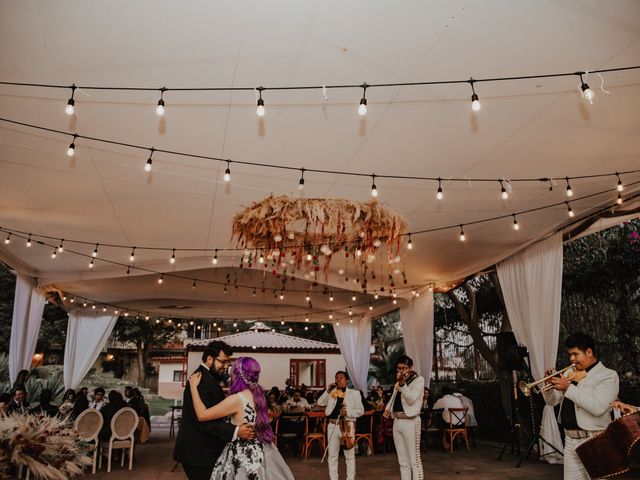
top-left (90, 433), bottom-right (569, 479)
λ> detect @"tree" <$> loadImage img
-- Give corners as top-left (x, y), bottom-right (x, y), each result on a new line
top-left (111, 317), bottom-right (181, 386)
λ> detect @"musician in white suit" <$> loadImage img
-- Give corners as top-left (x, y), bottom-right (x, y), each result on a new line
top-left (542, 332), bottom-right (619, 480)
top-left (317, 370), bottom-right (363, 480)
top-left (384, 355), bottom-right (424, 480)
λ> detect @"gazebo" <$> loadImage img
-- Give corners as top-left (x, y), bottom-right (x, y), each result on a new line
top-left (1, 1), bottom-right (640, 463)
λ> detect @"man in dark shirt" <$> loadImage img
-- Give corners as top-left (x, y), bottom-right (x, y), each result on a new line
top-left (29, 389), bottom-right (59, 417)
top-left (6, 385), bottom-right (29, 414)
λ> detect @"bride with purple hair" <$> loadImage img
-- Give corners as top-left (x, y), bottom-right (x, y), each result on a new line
top-left (189, 357), bottom-right (295, 480)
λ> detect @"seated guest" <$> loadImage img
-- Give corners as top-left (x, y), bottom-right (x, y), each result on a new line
top-left (432, 386), bottom-right (464, 428)
top-left (283, 388), bottom-right (310, 413)
top-left (422, 387), bottom-right (432, 410)
top-left (453, 390), bottom-right (476, 427)
top-left (370, 386), bottom-right (388, 411)
top-left (89, 387), bottom-right (107, 411)
top-left (132, 388), bottom-right (151, 430)
top-left (0, 392), bottom-right (13, 416)
top-left (12, 370), bottom-right (30, 390)
top-left (267, 392), bottom-right (283, 416)
top-left (6, 386), bottom-right (29, 414)
top-left (99, 390), bottom-right (127, 441)
top-left (58, 389), bottom-right (76, 418)
top-left (30, 389), bottom-right (59, 417)
top-left (124, 386), bottom-right (133, 402)
top-left (71, 388), bottom-right (89, 420)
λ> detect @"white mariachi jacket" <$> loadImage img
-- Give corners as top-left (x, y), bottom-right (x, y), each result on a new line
top-left (542, 362), bottom-right (619, 431)
top-left (317, 387), bottom-right (364, 421)
top-left (385, 374), bottom-right (425, 419)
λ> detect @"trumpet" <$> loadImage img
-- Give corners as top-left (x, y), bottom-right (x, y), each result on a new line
top-left (518, 364), bottom-right (576, 397)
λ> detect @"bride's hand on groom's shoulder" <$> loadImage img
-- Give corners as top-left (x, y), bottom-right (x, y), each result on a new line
top-left (189, 372), bottom-right (202, 387)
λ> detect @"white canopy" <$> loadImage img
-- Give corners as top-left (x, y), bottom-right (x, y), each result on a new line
top-left (1, 1), bottom-right (639, 321)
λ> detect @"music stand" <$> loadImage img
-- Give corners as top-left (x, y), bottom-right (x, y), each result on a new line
top-left (497, 370), bottom-right (522, 460)
top-left (514, 352), bottom-right (563, 467)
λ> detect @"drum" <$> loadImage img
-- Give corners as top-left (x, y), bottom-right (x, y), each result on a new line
top-left (576, 412), bottom-right (640, 479)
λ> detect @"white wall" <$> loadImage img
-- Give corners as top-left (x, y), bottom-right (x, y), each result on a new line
top-left (187, 351), bottom-right (345, 390)
top-left (158, 362), bottom-right (184, 382)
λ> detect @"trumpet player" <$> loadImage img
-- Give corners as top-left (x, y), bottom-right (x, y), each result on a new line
top-left (542, 332), bottom-right (619, 480)
top-left (384, 355), bottom-right (424, 480)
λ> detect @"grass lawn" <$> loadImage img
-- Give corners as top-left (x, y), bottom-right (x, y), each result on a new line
top-left (147, 397), bottom-right (175, 416)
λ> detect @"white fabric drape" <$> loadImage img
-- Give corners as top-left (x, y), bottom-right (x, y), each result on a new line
top-left (497, 233), bottom-right (564, 463)
top-left (332, 316), bottom-right (372, 392)
top-left (9, 274), bottom-right (46, 384)
top-left (399, 290), bottom-right (435, 386)
top-left (64, 312), bottom-right (118, 390)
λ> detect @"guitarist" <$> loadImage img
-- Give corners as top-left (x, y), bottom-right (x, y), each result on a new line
top-left (542, 332), bottom-right (619, 480)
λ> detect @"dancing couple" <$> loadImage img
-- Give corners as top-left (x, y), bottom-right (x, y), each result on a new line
top-left (174, 341), bottom-right (294, 480)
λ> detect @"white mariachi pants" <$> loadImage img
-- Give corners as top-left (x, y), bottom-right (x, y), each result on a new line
top-left (326, 421), bottom-right (356, 480)
top-left (564, 436), bottom-right (590, 480)
top-left (392, 417), bottom-right (423, 480)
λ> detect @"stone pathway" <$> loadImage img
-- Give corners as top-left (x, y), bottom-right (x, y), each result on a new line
top-left (90, 432), bottom-right (568, 479)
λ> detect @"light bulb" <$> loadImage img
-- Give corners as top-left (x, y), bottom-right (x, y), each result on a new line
top-left (51, 249), bottom-right (57, 259)
top-left (566, 203), bottom-right (575, 217)
top-left (26, 235), bottom-right (32, 247)
top-left (617, 176), bottom-right (624, 192)
top-left (89, 259), bottom-right (94, 269)
top-left (566, 185), bottom-right (573, 197)
top-left (459, 226), bottom-right (466, 242)
top-left (158, 275), bottom-right (164, 284)
top-left (512, 216), bottom-right (520, 231)
top-left (213, 250), bottom-right (218, 264)
top-left (256, 98), bottom-right (265, 117)
top-left (58, 241), bottom-right (64, 253)
top-left (156, 99), bottom-right (165, 116)
top-left (407, 236), bottom-right (413, 250)
top-left (371, 183), bottom-right (378, 197)
top-left (92, 245), bottom-right (98, 257)
top-left (351, 295), bottom-right (357, 302)
top-left (329, 294), bottom-right (334, 302)
top-left (581, 83), bottom-right (594, 103)
top-left (170, 250), bottom-right (176, 264)
top-left (501, 187), bottom-right (509, 200)
top-left (66, 141), bottom-right (75, 157)
top-left (223, 163), bottom-right (231, 182)
top-left (129, 248), bottom-right (135, 262)
top-left (65, 99), bottom-right (75, 116)
top-left (617, 193), bottom-right (623, 205)
top-left (306, 253), bottom-right (312, 261)
top-left (436, 188), bottom-right (443, 200)
top-left (358, 99), bottom-right (367, 116)
top-left (145, 158), bottom-right (152, 172)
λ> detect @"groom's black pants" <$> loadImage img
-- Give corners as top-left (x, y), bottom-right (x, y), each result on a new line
top-left (182, 463), bottom-right (214, 480)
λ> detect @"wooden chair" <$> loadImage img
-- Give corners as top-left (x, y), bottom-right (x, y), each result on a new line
top-left (99, 407), bottom-right (139, 472)
top-left (268, 411), bottom-right (280, 448)
top-left (445, 407), bottom-right (469, 452)
top-left (355, 410), bottom-right (375, 456)
top-left (303, 411), bottom-right (326, 459)
top-left (74, 408), bottom-right (104, 474)
top-left (421, 408), bottom-right (443, 451)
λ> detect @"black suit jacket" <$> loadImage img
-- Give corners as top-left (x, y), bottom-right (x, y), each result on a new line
top-left (173, 365), bottom-right (236, 468)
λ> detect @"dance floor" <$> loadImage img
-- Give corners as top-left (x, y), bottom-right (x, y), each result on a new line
top-left (91, 432), bottom-right (565, 479)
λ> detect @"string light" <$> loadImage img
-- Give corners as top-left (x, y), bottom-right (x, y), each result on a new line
top-left (129, 247), bottom-right (135, 262)
top-left (126, 266), bottom-right (131, 275)
top-left (192, 279), bottom-right (197, 290)
top-left (223, 161), bottom-right (231, 182)
top-left (329, 313), bottom-right (333, 320)
top-left (470, 79), bottom-right (481, 112)
top-left (329, 293), bottom-right (334, 302)
top-left (305, 315), bottom-right (309, 322)
top-left (351, 294), bottom-right (357, 302)
top-left (369, 303), bottom-right (373, 311)
top-left (579, 74), bottom-right (594, 104)
top-left (407, 234), bottom-right (413, 250)
top-left (92, 244), bottom-right (99, 257)
top-left (320, 324), bottom-right (325, 329)
top-left (305, 293), bottom-right (310, 302)
top-left (65, 85), bottom-right (76, 115)
top-left (371, 174), bottom-right (378, 197)
top-left (66, 135), bottom-right (77, 157)
top-left (26, 234), bottom-right (31, 247)
top-left (306, 253), bottom-right (313, 261)
top-left (512, 214), bottom-right (520, 231)
top-left (617, 192), bottom-right (623, 204)
top-left (374, 293), bottom-right (379, 300)
top-left (349, 307), bottom-right (353, 316)
top-left (145, 148), bottom-right (154, 172)
top-left (212, 249), bottom-right (218, 264)
top-left (500, 181), bottom-right (509, 200)
top-left (156, 88), bottom-right (166, 116)
top-left (358, 83), bottom-right (368, 116)
top-left (256, 87), bottom-right (265, 117)
top-left (279, 292), bottom-right (284, 300)
top-left (51, 248), bottom-right (57, 259)
top-left (89, 258), bottom-right (94, 268)
top-left (565, 177), bottom-right (574, 197)
top-left (459, 225), bottom-right (466, 242)
top-left (57, 240), bottom-right (64, 253)
top-left (299, 168), bottom-right (305, 190)
top-left (170, 248), bottom-right (176, 264)
top-left (158, 274), bottom-right (164, 284)
top-left (566, 201), bottom-right (575, 217)
top-left (258, 251), bottom-right (264, 264)
top-left (436, 178), bottom-right (444, 200)
top-left (393, 298), bottom-right (397, 305)
top-left (616, 173), bottom-right (624, 192)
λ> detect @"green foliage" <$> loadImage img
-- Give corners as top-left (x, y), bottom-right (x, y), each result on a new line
top-left (369, 346), bottom-right (405, 386)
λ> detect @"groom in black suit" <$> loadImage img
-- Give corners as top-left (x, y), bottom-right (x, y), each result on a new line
top-left (174, 341), bottom-right (255, 480)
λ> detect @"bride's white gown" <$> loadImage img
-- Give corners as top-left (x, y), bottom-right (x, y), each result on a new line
top-left (211, 392), bottom-right (295, 480)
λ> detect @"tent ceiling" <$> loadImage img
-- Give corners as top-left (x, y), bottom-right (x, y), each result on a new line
top-left (1, 1), bottom-right (640, 321)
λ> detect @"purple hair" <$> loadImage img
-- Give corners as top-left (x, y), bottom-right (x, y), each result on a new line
top-left (229, 357), bottom-right (274, 443)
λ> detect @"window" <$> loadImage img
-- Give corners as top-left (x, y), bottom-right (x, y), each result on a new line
top-left (173, 370), bottom-right (185, 383)
top-left (289, 359), bottom-right (326, 387)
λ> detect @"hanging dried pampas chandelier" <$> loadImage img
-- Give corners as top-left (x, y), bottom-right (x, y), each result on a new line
top-left (231, 195), bottom-right (408, 273)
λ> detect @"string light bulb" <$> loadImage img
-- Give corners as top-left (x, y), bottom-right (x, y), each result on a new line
top-left (256, 87), bottom-right (265, 117)
top-left (512, 214), bottom-right (520, 231)
top-left (65, 85), bottom-right (76, 115)
top-left (170, 248), bottom-right (176, 264)
top-left (617, 192), bottom-right (623, 205)
top-left (358, 84), bottom-right (368, 116)
top-left (459, 225), bottom-right (466, 242)
top-left (66, 135), bottom-right (77, 157)
top-left (26, 234), bottom-right (32, 247)
top-left (580, 74), bottom-right (594, 104)
top-left (212, 249), bottom-right (218, 264)
top-left (616, 173), bottom-right (624, 192)
top-left (565, 177), bottom-right (574, 197)
top-left (156, 88), bottom-right (166, 116)
top-left (158, 274), bottom-right (164, 284)
top-left (351, 294), bottom-right (357, 302)
top-left (329, 293), bottom-right (334, 302)
top-left (223, 161), bottom-right (231, 182)
top-left (51, 248), bottom-right (57, 259)
top-left (299, 168), bottom-right (305, 190)
top-left (407, 234), bottom-right (413, 250)
top-left (371, 174), bottom-right (378, 197)
top-left (349, 307), bottom-right (353, 316)
top-left (92, 244), bottom-right (99, 257)
top-left (369, 303), bottom-right (373, 311)
top-left (129, 248), bottom-right (135, 262)
top-left (145, 148), bottom-right (154, 172)
top-left (58, 240), bottom-right (64, 253)
top-left (436, 178), bottom-right (444, 200)
top-left (500, 181), bottom-right (509, 200)
top-left (89, 258), bottom-right (94, 269)
top-left (470, 79), bottom-right (481, 112)
top-left (4, 233), bottom-right (10, 244)
top-left (566, 202), bottom-right (575, 218)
